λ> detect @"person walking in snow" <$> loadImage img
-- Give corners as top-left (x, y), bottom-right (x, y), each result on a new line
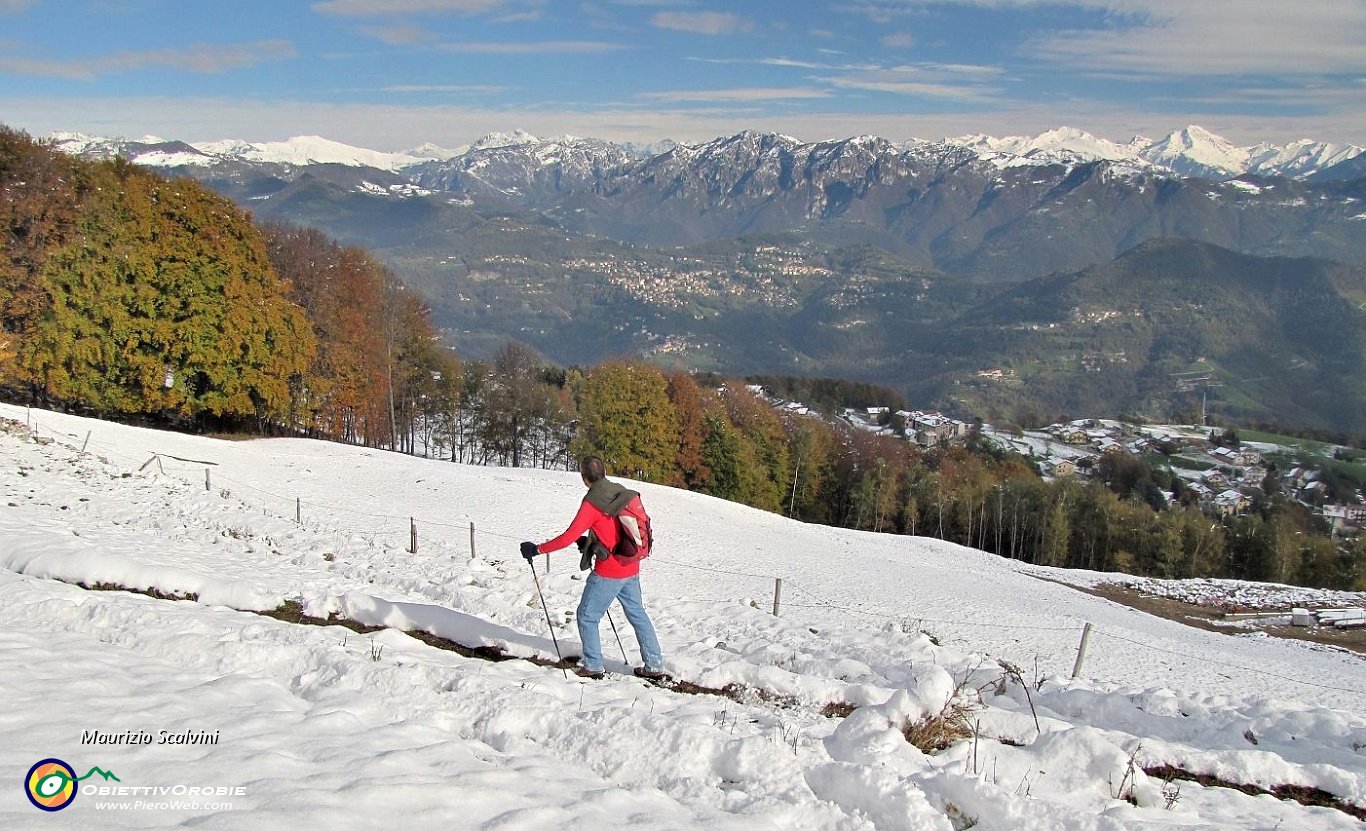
top-left (521, 455), bottom-right (666, 680)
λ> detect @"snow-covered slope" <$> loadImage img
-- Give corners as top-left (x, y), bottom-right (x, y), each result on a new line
top-left (1136, 126), bottom-right (1252, 179)
top-left (2, 404), bottom-right (1362, 829)
top-left (948, 127), bottom-right (1148, 170)
top-left (191, 135), bottom-right (425, 171)
top-left (47, 132), bottom-right (428, 172)
top-left (946, 124), bottom-right (1365, 180)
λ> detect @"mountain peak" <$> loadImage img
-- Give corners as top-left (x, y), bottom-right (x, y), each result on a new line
top-left (1143, 126), bottom-right (1249, 176)
top-left (469, 130), bottom-right (541, 151)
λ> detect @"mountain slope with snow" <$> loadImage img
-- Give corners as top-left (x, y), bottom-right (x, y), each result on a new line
top-left (47, 132), bottom-right (427, 172)
top-left (48, 125), bottom-right (1364, 181)
top-left (2, 404), bottom-right (1362, 829)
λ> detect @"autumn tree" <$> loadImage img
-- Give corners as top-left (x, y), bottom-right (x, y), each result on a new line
top-left (666, 371), bottom-right (710, 490)
top-left (0, 127), bottom-right (76, 374)
top-left (262, 222), bottom-right (459, 449)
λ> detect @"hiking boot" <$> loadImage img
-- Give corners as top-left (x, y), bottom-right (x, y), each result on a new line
top-left (575, 666), bottom-right (605, 680)
top-left (633, 666), bottom-right (669, 681)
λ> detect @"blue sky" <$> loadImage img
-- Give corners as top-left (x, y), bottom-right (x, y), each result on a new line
top-left (2, 0), bottom-right (1365, 149)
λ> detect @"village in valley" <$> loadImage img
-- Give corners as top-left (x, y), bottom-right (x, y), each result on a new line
top-left (823, 402), bottom-right (1366, 539)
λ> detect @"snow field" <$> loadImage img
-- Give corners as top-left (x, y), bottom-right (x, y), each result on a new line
top-left (2, 404), bottom-right (1364, 829)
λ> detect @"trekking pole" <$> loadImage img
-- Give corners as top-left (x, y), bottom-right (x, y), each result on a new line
top-left (605, 609), bottom-right (629, 664)
top-left (527, 558), bottom-right (569, 679)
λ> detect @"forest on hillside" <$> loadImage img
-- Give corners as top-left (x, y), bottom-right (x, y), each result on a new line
top-left (0, 126), bottom-right (456, 446)
top-left (3, 125), bottom-right (1361, 591)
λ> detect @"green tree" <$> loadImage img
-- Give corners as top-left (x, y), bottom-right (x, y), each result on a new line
top-left (721, 382), bottom-right (790, 512)
top-left (19, 160), bottom-right (313, 423)
top-left (700, 409), bottom-right (744, 502)
top-left (785, 420), bottom-right (837, 523)
top-left (573, 360), bottom-right (677, 482)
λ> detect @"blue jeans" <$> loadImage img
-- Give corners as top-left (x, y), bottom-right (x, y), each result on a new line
top-left (576, 572), bottom-right (663, 672)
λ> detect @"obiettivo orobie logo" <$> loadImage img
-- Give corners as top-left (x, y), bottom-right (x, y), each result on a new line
top-left (24, 758), bottom-right (120, 812)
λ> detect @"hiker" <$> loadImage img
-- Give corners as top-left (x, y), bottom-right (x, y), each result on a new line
top-left (521, 456), bottom-right (666, 680)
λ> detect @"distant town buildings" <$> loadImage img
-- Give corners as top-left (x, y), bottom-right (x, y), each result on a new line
top-left (756, 389), bottom-right (1363, 535)
top-left (839, 407), bottom-right (972, 447)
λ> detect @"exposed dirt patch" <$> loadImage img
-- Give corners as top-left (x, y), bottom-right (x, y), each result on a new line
top-left (1081, 582), bottom-right (1366, 657)
top-left (1145, 764), bottom-right (1365, 820)
top-left (73, 584), bottom-right (859, 717)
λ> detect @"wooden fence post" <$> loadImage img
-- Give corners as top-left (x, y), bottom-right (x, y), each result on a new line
top-left (410, 517), bottom-right (418, 554)
top-left (1072, 622), bottom-right (1093, 679)
top-left (296, 497), bottom-right (301, 525)
top-left (469, 522), bottom-right (476, 559)
top-left (772, 577), bottom-right (783, 617)
top-left (205, 469), bottom-right (211, 492)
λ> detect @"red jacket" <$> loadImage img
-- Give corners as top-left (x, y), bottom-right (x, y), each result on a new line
top-left (537, 497), bottom-right (640, 579)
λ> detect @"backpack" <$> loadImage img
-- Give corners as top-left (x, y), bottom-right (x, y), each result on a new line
top-left (610, 492), bottom-right (652, 560)
top-left (583, 488), bottom-right (652, 565)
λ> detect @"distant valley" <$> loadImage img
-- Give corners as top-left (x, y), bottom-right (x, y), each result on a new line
top-left (50, 127), bottom-right (1366, 434)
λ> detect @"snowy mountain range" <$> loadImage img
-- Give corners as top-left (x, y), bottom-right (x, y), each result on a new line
top-left (47, 124), bottom-right (1365, 182)
top-left (37, 123), bottom-right (1366, 433)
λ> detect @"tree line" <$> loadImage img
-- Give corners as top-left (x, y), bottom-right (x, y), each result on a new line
top-left (428, 352), bottom-right (1364, 591)
top-left (3, 124), bottom-right (1359, 591)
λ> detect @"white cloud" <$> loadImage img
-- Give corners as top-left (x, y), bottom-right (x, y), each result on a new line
top-left (689, 56), bottom-right (883, 72)
top-left (881, 32), bottom-right (916, 48)
top-left (312, 0), bottom-right (506, 16)
top-left (359, 23), bottom-right (437, 44)
top-left (637, 87), bottom-right (833, 103)
top-left (0, 40), bottom-right (297, 80)
top-left (0, 0), bottom-right (34, 12)
top-left (651, 11), bottom-right (754, 36)
top-left (818, 63), bottom-right (1006, 102)
top-left (433, 40), bottom-right (626, 53)
top-left (848, 1), bottom-right (1366, 77)
top-left (381, 84), bottom-right (511, 94)
top-left (1026, 4), bottom-right (1366, 77)
top-left (821, 76), bottom-right (996, 101)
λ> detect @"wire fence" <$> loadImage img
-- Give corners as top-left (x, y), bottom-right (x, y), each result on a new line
top-left (11, 410), bottom-right (1365, 704)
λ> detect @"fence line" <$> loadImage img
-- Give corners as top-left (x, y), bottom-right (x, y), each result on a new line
top-left (1089, 628), bottom-right (1364, 695)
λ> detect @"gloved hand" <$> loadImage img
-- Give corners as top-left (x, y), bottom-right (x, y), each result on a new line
top-left (520, 541), bottom-right (539, 562)
top-left (574, 536), bottom-right (589, 552)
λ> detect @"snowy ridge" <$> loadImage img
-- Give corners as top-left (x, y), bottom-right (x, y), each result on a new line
top-left (48, 125), bottom-right (1365, 181)
top-left (948, 127), bottom-right (1148, 170)
top-left (1, 404), bottom-right (1363, 829)
top-left (190, 135), bottom-right (425, 171)
top-left (46, 133), bottom-right (428, 172)
top-left (946, 124), bottom-right (1366, 180)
